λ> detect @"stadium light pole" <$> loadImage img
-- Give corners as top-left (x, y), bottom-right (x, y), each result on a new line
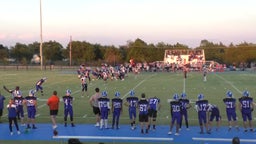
top-left (69, 36), bottom-right (72, 66)
top-left (39, 0), bottom-right (43, 70)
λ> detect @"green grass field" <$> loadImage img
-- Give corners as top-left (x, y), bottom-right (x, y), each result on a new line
top-left (0, 69), bottom-right (255, 143)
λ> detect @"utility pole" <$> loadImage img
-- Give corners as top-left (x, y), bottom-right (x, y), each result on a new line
top-left (69, 36), bottom-right (72, 66)
top-left (40, 0), bottom-right (43, 70)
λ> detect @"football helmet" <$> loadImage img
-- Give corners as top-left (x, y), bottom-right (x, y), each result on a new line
top-left (181, 93), bottom-right (187, 99)
top-left (243, 90), bottom-right (249, 97)
top-left (198, 94), bottom-right (204, 100)
top-left (173, 93), bottom-right (179, 100)
top-left (129, 90), bottom-right (135, 96)
top-left (115, 91), bottom-right (120, 97)
top-left (29, 89), bottom-right (35, 97)
top-left (66, 89), bottom-right (71, 95)
top-left (226, 90), bottom-right (233, 98)
top-left (102, 91), bottom-right (108, 97)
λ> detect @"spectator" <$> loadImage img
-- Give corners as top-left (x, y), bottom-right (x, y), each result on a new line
top-left (232, 137), bottom-right (240, 144)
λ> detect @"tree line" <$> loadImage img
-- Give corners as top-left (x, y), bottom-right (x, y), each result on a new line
top-left (0, 39), bottom-right (255, 67)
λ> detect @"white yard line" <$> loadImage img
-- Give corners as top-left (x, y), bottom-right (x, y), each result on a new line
top-left (37, 103), bottom-right (47, 109)
top-left (121, 73), bottom-right (157, 99)
top-left (214, 73), bottom-right (242, 94)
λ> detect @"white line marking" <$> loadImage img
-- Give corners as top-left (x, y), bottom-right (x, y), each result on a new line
top-left (82, 114), bottom-right (87, 118)
top-left (53, 136), bottom-right (173, 141)
top-left (37, 103), bottom-right (47, 109)
top-left (192, 137), bottom-right (256, 143)
top-left (121, 73), bottom-right (157, 99)
top-left (214, 73), bottom-right (242, 94)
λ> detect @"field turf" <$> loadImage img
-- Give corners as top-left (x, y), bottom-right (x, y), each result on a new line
top-left (0, 69), bottom-right (255, 143)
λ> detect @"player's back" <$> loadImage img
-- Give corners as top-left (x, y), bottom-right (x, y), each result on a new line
top-left (170, 101), bottom-right (181, 113)
top-left (207, 104), bottom-right (219, 114)
top-left (196, 100), bottom-right (208, 112)
top-left (223, 98), bottom-right (236, 110)
top-left (239, 97), bottom-right (253, 110)
top-left (112, 98), bottom-right (122, 109)
top-left (126, 97), bottom-right (138, 108)
top-left (98, 97), bottom-right (110, 111)
top-left (25, 96), bottom-right (37, 107)
top-left (14, 96), bottom-right (24, 106)
top-left (138, 99), bottom-right (148, 114)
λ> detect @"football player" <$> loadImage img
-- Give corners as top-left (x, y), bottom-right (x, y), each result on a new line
top-left (13, 89), bottom-right (25, 125)
top-left (35, 77), bottom-right (47, 96)
top-left (125, 90), bottom-right (139, 130)
top-left (111, 91), bottom-right (123, 129)
top-left (98, 91), bottom-right (110, 129)
top-left (207, 104), bottom-right (221, 132)
top-left (62, 89), bottom-right (75, 127)
top-left (168, 93), bottom-right (181, 136)
top-left (179, 93), bottom-right (191, 130)
top-left (148, 95), bottom-right (161, 130)
top-left (3, 86), bottom-right (22, 99)
top-left (195, 94), bottom-right (210, 134)
top-left (203, 66), bottom-right (207, 82)
top-left (23, 90), bottom-right (37, 129)
top-left (80, 74), bottom-right (88, 97)
top-left (138, 93), bottom-right (149, 134)
top-left (238, 90), bottom-right (254, 132)
top-left (223, 90), bottom-right (239, 131)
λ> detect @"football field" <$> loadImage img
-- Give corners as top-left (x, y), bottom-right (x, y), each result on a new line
top-left (0, 69), bottom-right (255, 143)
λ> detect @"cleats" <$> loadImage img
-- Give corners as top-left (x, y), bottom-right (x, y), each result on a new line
top-left (174, 133), bottom-right (180, 136)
